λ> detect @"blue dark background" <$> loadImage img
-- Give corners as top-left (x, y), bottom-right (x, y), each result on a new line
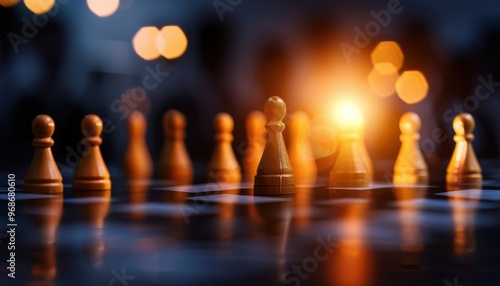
top-left (1, 0), bottom-right (500, 179)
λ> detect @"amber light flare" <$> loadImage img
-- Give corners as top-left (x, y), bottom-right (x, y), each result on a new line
top-left (335, 102), bottom-right (364, 133)
top-left (133, 27), bottom-right (161, 61)
top-left (371, 41), bottom-right (404, 73)
top-left (0, 0), bottom-right (20, 7)
top-left (396, 71), bottom-right (429, 104)
top-left (156, 25), bottom-right (188, 60)
top-left (87, 0), bottom-right (119, 17)
top-left (368, 67), bottom-right (398, 98)
top-left (24, 0), bottom-right (55, 14)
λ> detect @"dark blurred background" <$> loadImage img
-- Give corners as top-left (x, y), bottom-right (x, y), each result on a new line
top-left (1, 0), bottom-right (500, 180)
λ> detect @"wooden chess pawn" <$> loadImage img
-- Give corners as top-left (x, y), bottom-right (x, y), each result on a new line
top-left (124, 111), bottom-right (153, 180)
top-left (24, 115), bottom-right (63, 194)
top-left (243, 111), bottom-right (266, 183)
top-left (329, 104), bottom-right (371, 188)
top-left (207, 113), bottom-right (241, 183)
top-left (159, 110), bottom-right (193, 185)
top-left (254, 96), bottom-right (294, 195)
top-left (288, 111), bottom-right (317, 185)
top-left (393, 112), bottom-right (429, 184)
top-left (446, 113), bottom-right (482, 186)
top-left (73, 115), bottom-right (111, 190)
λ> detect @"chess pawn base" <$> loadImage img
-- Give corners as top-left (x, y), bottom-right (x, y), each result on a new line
top-left (329, 173), bottom-right (370, 188)
top-left (207, 168), bottom-right (241, 184)
top-left (161, 167), bottom-right (193, 186)
top-left (23, 182), bottom-right (63, 194)
top-left (446, 173), bottom-right (482, 187)
top-left (73, 179), bottom-right (111, 191)
top-left (254, 174), bottom-right (294, 195)
top-left (329, 141), bottom-right (371, 188)
top-left (394, 170), bottom-right (429, 185)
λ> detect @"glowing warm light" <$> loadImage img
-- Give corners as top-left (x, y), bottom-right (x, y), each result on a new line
top-left (335, 102), bottom-right (363, 132)
top-left (308, 117), bottom-right (337, 158)
top-left (368, 67), bottom-right (398, 98)
top-left (87, 0), bottom-right (119, 17)
top-left (371, 41), bottom-right (404, 73)
top-left (24, 0), bottom-right (55, 14)
top-left (396, 71), bottom-right (429, 104)
top-left (133, 27), bottom-right (161, 61)
top-left (156, 25), bottom-right (188, 60)
top-left (0, 0), bottom-right (20, 7)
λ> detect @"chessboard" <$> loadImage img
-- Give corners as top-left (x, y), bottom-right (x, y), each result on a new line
top-left (1, 167), bottom-right (500, 286)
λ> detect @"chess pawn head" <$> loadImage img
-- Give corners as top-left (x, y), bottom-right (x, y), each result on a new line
top-left (446, 113), bottom-right (482, 186)
top-left (400, 112), bottom-right (421, 136)
top-left (83, 114), bottom-right (103, 137)
top-left (24, 115), bottom-right (63, 194)
top-left (33, 115), bottom-right (55, 140)
top-left (214, 112), bottom-right (234, 135)
top-left (164, 109), bottom-right (186, 135)
top-left (264, 96), bottom-right (286, 131)
top-left (128, 111), bottom-right (147, 136)
top-left (81, 114), bottom-right (104, 153)
top-left (453, 113), bottom-right (474, 139)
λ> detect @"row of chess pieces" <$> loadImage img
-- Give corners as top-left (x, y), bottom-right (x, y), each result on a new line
top-left (23, 96), bottom-right (483, 195)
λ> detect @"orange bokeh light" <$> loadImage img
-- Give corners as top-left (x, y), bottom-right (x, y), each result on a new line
top-left (0, 0), bottom-right (20, 7)
top-left (87, 0), bottom-right (120, 17)
top-left (24, 0), bottom-right (55, 14)
top-left (368, 67), bottom-right (398, 98)
top-left (396, 71), bottom-right (429, 104)
top-left (132, 27), bottom-right (161, 61)
top-left (371, 41), bottom-right (404, 74)
top-left (156, 25), bottom-right (188, 60)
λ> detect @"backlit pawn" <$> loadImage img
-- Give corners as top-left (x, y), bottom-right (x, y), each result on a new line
top-left (159, 110), bottom-right (193, 185)
top-left (288, 111), bottom-right (317, 185)
top-left (73, 115), bottom-right (111, 190)
top-left (124, 111), bottom-right (153, 180)
top-left (446, 113), bottom-right (482, 186)
top-left (207, 113), bottom-right (241, 183)
top-left (24, 115), bottom-right (63, 194)
top-left (329, 103), bottom-right (371, 188)
top-left (243, 111), bottom-right (266, 183)
top-left (254, 96), bottom-right (295, 195)
top-left (393, 112), bottom-right (429, 184)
